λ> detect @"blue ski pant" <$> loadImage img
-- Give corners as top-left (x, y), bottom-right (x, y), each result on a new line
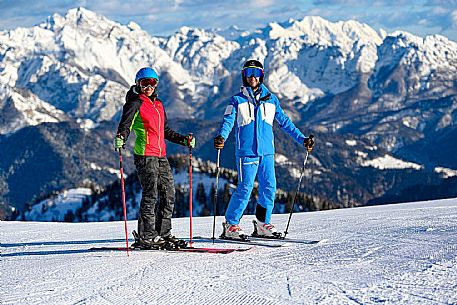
top-left (225, 154), bottom-right (276, 225)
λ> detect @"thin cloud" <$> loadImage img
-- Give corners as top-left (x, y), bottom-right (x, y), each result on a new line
top-left (313, 0), bottom-right (411, 5)
top-left (425, 0), bottom-right (457, 5)
top-left (0, 0), bottom-right (455, 41)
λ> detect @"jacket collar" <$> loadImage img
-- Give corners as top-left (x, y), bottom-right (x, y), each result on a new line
top-left (240, 84), bottom-right (269, 103)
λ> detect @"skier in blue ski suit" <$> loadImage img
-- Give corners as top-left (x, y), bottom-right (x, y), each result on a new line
top-left (214, 59), bottom-right (314, 239)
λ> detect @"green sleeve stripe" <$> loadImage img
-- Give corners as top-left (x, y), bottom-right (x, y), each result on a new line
top-left (132, 111), bottom-right (146, 155)
top-left (130, 111), bottom-right (140, 131)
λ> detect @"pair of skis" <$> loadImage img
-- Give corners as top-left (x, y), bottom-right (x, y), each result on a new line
top-left (90, 246), bottom-right (251, 254)
top-left (90, 233), bottom-right (319, 254)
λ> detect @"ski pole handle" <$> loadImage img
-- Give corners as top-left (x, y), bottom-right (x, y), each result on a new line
top-left (304, 134), bottom-right (315, 152)
top-left (188, 132), bottom-right (193, 151)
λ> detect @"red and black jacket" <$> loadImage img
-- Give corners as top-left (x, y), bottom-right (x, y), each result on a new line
top-left (116, 86), bottom-right (186, 157)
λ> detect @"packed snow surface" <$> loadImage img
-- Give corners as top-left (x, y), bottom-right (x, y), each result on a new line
top-left (2, 198), bottom-right (456, 304)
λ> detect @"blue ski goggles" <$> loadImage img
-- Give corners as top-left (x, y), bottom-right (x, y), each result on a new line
top-left (242, 67), bottom-right (264, 78)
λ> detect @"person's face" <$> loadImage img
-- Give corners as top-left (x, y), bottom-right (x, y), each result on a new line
top-left (139, 78), bottom-right (158, 96)
top-left (247, 76), bottom-right (260, 89)
top-left (242, 67), bottom-right (263, 90)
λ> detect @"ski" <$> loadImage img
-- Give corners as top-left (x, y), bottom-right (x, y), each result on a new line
top-left (250, 234), bottom-right (321, 245)
top-left (192, 236), bottom-right (286, 248)
top-left (250, 220), bottom-right (321, 244)
top-left (89, 246), bottom-right (250, 254)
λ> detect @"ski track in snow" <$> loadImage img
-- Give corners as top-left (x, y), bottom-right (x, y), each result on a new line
top-left (1, 198), bottom-right (457, 304)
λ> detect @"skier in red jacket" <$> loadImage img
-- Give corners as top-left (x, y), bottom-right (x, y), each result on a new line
top-left (114, 67), bottom-right (195, 249)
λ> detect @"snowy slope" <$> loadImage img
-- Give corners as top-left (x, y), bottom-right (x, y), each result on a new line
top-left (2, 198), bottom-right (456, 304)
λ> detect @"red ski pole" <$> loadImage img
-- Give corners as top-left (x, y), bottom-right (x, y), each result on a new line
top-left (118, 149), bottom-right (130, 256)
top-left (188, 133), bottom-right (194, 246)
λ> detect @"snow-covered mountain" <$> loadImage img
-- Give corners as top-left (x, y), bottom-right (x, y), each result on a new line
top-left (0, 83), bottom-right (68, 134)
top-left (1, 7), bottom-right (456, 215)
top-left (2, 198), bottom-right (457, 304)
top-left (1, 8), bottom-right (455, 127)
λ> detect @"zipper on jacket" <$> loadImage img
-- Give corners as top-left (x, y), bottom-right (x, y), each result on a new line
top-left (239, 157), bottom-right (242, 182)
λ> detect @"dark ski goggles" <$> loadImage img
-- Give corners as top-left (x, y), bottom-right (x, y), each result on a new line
top-left (139, 78), bottom-right (158, 89)
top-left (242, 67), bottom-right (264, 78)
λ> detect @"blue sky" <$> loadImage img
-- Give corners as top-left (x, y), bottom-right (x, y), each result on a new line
top-left (0, 0), bottom-right (456, 41)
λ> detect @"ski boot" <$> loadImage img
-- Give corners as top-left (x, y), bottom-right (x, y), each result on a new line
top-left (131, 230), bottom-right (141, 249)
top-left (131, 230), bottom-right (167, 250)
top-left (252, 219), bottom-right (283, 239)
top-left (139, 236), bottom-right (168, 250)
top-left (163, 234), bottom-right (188, 249)
top-left (220, 222), bottom-right (250, 241)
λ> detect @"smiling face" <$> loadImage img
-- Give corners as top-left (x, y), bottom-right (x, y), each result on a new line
top-left (141, 85), bottom-right (155, 96)
top-left (138, 78), bottom-right (158, 96)
top-left (242, 65), bottom-right (263, 90)
top-left (246, 75), bottom-right (260, 90)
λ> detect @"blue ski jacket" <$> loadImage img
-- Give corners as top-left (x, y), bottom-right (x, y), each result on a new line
top-left (218, 84), bottom-right (305, 157)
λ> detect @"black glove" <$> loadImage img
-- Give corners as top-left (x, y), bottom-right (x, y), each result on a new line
top-left (214, 135), bottom-right (225, 149)
top-left (304, 135), bottom-right (314, 152)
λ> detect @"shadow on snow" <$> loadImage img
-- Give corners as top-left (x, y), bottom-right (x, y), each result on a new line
top-left (1, 238), bottom-right (128, 257)
top-left (1, 238), bottom-right (126, 248)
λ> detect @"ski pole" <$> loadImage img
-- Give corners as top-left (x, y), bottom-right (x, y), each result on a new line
top-left (283, 135), bottom-right (313, 238)
top-left (188, 133), bottom-right (194, 246)
top-left (118, 149), bottom-right (130, 256)
top-left (212, 149), bottom-right (221, 243)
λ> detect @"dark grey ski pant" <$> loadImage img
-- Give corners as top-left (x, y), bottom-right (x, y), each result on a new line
top-left (134, 155), bottom-right (175, 241)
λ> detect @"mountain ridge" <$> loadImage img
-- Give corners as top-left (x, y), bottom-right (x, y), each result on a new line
top-left (1, 7), bottom-right (456, 216)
